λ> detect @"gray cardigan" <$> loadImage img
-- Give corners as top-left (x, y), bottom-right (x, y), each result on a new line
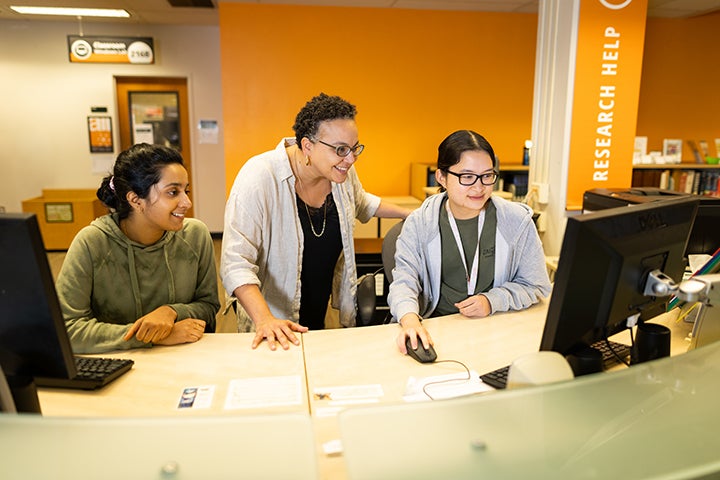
top-left (388, 193), bottom-right (551, 321)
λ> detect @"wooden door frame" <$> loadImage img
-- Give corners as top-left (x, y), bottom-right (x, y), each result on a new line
top-left (115, 76), bottom-right (194, 217)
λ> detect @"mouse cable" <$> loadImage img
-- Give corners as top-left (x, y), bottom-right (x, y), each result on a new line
top-left (603, 336), bottom-right (631, 367)
top-left (421, 360), bottom-right (471, 401)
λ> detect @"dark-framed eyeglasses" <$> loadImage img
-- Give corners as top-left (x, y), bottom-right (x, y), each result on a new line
top-left (312, 138), bottom-right (365, 158)
top-left (443, 169), bottom-right (499, 186)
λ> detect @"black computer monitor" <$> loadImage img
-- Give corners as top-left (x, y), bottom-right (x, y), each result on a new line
top-left (0, 213), bottom-right (77, 413)
top-left (540, 197), bottom-right (699, 373)
top-left (583, 187), bottom-right (720, 256)
top-left (685, 198), bottom-right (720, 256)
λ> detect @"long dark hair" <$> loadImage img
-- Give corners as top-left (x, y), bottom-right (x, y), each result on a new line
top-left (97, 143), bottom-right (184, 219)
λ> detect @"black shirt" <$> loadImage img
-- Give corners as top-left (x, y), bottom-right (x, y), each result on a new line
top-left (297, 193), bottom-right (343, 330)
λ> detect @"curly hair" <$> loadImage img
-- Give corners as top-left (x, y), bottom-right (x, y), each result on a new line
top-left (292, 93), bottom-right (357, 146)
top-left (97, 143), bottom-right (185, 220)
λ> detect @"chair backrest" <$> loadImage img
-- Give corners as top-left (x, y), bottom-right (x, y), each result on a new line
top-left (355, 220), bottom-right (404, 327)
top-left (355, 273), bottom-right (377, 327)
top-left (382, 220), bottom-right (404, 284)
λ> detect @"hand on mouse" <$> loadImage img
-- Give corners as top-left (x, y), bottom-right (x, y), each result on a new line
top-left (397, 313), bottom-right (434, 354)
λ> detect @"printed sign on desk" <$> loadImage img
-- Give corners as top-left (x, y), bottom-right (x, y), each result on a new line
top-left (68, 36), bottom-right (154, 64)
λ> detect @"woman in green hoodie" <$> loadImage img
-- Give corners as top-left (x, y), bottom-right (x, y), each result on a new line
top-left (56, 144), bottom-right (220, 354)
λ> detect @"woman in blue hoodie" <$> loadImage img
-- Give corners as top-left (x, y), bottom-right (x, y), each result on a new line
top-left (56, 144), bottom-right (220, 354)
top-left (388, 131), bottom-right (551, 355)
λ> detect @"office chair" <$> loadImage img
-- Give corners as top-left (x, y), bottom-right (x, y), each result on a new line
top-left (356, 220), bottom-right (404, 327)
top-left (356, 273), bottom-right (377, 326)
top-left (381, 220), bottom-right (403, 284)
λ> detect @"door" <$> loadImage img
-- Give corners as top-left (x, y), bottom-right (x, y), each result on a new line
top-left (115, 76), bottom-right (194, 217)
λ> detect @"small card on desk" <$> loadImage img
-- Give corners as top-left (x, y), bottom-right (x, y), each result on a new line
top-left (177, 385), bottom-right (215, 409)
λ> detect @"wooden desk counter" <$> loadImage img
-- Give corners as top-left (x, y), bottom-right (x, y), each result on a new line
top-left (302, 302), bottom-right (695, 479)
top-left (33, 304), bottom-right (697, 479)
top-left (303, 301), bottom-right (549, 479)
top-left (38, 333), bottom-right (308, 417)
top-left (304, 300), bottom-right (548, 405)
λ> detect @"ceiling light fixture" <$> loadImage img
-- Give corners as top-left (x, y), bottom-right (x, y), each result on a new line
top-left (10, 6), bottom-right (130, 18)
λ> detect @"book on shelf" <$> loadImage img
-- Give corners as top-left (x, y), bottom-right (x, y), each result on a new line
top-left (700, 170), bottom-right (720, 196)
top-left (699, 140), bottom-right (710, 158)
top-left (685, 170), bottom-right (696, 194)
top-left (631, 167), bottom-right (720, 196)
top-left (687, 140), bottom-right (704, 164)
top-left (659, 169), bottom-right (670, 189)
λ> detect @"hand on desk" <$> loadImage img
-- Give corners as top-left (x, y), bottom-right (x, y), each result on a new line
top-left (397, 313), bottom-right (434, 354)
top-left (155, 319), bottom-right (206, 346)
top-left (252, 317), bottom-right (308, 351)
top-left (123, 305), bottom-right (176, 343)
top-left (455, 294), bottom-right (491, 318)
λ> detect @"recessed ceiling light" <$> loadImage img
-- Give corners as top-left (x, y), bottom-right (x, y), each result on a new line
top-left (10, 6), bottom-right (130, 18)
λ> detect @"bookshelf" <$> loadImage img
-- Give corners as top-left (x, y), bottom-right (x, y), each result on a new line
top-left (632, 164), bottom-right (720, 196)
top-left (410, 163), bottom-right (529, 201)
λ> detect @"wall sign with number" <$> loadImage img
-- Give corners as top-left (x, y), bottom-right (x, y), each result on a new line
top-left (68, 36), bottom-right (154, 64)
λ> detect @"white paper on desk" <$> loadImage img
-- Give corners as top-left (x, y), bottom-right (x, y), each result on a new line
top-left (403, 370), bottom-right (492, 402)
top-left (224, 375), bottom-right (302, 409)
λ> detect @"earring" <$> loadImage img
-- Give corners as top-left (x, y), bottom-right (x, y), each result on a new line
top-left (305, 155), bottom-right (311, 166)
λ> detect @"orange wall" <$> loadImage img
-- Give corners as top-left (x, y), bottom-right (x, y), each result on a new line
top-left (637, 12), bottom-right (720, 161)
top-left (219, 4), bottom-right (720, 197)
top-left (218, 3), bottom-right (538, 196)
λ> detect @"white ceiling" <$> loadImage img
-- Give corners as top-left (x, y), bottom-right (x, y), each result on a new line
top-left (1, 0), bottom-right (719, 25)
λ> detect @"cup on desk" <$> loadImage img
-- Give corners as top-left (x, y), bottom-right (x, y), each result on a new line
top-left (632, 323), bottom-right (671, 364)
top-left (566, 346), bottom-right (603, 376)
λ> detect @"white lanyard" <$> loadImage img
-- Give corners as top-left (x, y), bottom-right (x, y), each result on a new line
top-left (445, 202), bottom-right (483, 296)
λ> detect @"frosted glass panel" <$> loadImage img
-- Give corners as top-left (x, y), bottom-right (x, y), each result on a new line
top-left (340, 342), bottom-right (720, 479)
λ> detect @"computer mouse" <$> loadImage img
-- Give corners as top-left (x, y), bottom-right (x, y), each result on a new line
top-left (405, 337), bottom-right (437, 363)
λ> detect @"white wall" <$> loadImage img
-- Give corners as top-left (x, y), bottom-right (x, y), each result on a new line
top-left (0, 19), bottom-right (226, 232)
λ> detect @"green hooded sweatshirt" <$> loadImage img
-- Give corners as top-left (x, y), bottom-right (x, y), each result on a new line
top-left (56, 213), bottom-right (220, 354)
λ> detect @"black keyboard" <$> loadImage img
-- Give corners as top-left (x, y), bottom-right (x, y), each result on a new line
top-left (480, 340), bottom-right (631, 390)
top-left (35, 356), bottom-right (134, 390)
top-left (479, 365), bottom-right (511, 390)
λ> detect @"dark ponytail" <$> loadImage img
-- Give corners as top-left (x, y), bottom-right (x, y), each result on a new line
top-left (97, 143), bottom-right (184, 219)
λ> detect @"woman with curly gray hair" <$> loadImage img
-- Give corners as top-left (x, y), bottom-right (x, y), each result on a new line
top-left (221, 93), bottom-right (410, 350)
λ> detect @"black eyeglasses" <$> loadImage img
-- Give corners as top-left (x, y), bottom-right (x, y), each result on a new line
top-left (444, 169), bottom-right (499, 186)
top-left (312, 138), bottom-right (365, 158)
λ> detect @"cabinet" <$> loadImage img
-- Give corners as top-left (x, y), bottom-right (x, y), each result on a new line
top-left (632, 164), bottom-right (720, 196)
top-left (411, 162), bottom-right (529, 201)
top-left (21, 189), bottom-right (108, 250)
top-left (353, 196), bottom-right (422, 239)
